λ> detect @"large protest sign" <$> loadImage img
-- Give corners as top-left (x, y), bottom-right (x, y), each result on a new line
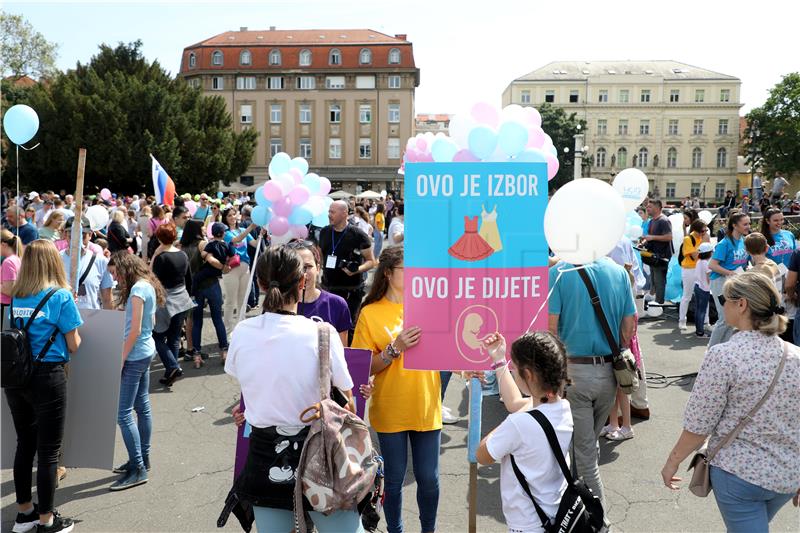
top-left (404, 162), bottom-right (549, 371)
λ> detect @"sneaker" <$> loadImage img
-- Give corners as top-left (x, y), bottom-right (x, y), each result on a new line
top-left (158, 368), bottom-right (183, 386)
top-left (441, 406), bottom-right (459, 425)
top-left (36, 511), bottom-right (74, 533)
top-left (600, 424), bottom-right (618, 437)
top-left (109, 466), bottom-right (148, 491)
top-left (112, 456), bottom-right (150, 474)
top-left (13, 504), bottom-right (38, 533)
top-left (696, 331), bottom-right (711, 338)
top-left (606, 426), bottom-right (635, 441)
top-left (677, 321), bottom-right (688, 331)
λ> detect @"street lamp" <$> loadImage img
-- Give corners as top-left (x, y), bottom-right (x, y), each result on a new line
top-left (572, 124), bottom-right (585, 180)
top-left (748, 119), bottom-right (761, 197)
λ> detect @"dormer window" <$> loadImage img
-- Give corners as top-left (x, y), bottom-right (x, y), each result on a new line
top-left (329, 48), bottom-right (341, 65)
top-left (299, 49), bottom-right (311, 66)
top-left (188, 52), bottom-right (196, 68)
top-left (212, 50), bottom-right (223, 66)
top-left (240, 49), bottom-right (252, 65)
top-left (388, 48), bottom-right (400, 64)
top-left (269, 49), bottom-right (281, 65)
top-left (359, 48), bottom-right (372, 64)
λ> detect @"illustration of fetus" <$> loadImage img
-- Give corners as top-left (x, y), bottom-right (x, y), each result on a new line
top-left (461, 313), bottom-right (487, 356)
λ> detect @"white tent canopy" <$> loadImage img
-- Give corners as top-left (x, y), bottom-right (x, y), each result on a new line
top-left (356, 190), bottom-right (383, 199)
top-left (328, 190), bottom-right (354, 199)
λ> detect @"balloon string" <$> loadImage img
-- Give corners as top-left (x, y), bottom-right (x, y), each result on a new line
top-left (237, 233), bottom-right (264, 324)
top-left (19, 143), bottom-right (40, 151)
top-left (525, 263), bottom-right (587, 332)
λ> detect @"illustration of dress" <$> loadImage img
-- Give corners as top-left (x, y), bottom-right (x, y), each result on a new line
top-left (448, 216), bottom-right (494, 261)
top-left (478, 205), bottom-right (503, 252)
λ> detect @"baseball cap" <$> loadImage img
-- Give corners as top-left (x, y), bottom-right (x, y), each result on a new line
top-left (28, 191), bottom-right (39, 200)
top-left (211, 222), bottom-right (227, 238)
top-left (65, 216), bottom-right (93, 234)
top-left (698, 243), bottom-right (714, 254)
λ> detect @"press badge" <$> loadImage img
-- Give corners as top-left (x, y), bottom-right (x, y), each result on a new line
top-left (326, 255), bottom-right (338, 269)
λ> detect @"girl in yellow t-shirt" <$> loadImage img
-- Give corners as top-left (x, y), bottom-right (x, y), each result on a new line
top-left (372, 204), bottom-right (386, 258)
top-left (352, 245), bottom-right (441, 533)
top-left (678, 219), bottom-right (709, 330)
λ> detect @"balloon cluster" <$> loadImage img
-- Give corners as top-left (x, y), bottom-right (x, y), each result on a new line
top-left (2, 105), bottom-right (40, 145)
top-left (254, 152), bottom-right (333, 244)
top-left (403, 103), bottom-right (560, 180)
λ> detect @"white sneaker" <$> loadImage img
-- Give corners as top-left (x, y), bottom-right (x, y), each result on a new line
top-left (606, 426), bottom-right (635, 441)
top-left (600, 424), bottom-right (618, 437)
top-left (441, 406), bottom-right (459, 425)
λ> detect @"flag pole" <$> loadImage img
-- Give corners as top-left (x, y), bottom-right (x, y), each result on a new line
top-left (70, 149), bottom-right (87, 297)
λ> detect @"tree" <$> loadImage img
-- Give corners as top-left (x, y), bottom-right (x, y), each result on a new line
top-left (537, 103), bottom-right (586, 191)
top-left (0, 11), bottom-right (59, 79)
top-left (745, 73), bottom-right (800, 176)
top-left (1, 41), bottom-right (258, 194)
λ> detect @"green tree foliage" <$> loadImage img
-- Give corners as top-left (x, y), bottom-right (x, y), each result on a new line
top-left (745, 73), bottom-right (800, 176)
top-left (0, 11), bottom-right (59, 80)
top-left (537, 103), bottom-right (586, 190)
top-left (2, 41), bottom-right (258, 194)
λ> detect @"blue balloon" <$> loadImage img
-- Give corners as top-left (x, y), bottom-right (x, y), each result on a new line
top-left (252, 205), bottom-right (274, 227)
top-left (515, 148), bottom-right (548, 163)
top-left (2, 104), bottom-right (39, 145)
top-left (288, 206), bottom-right (313, 225)
top-left (311, 212), bottom-right (329, 227)
top-left (268, 152), bottom-right (291, 178)
top-left (216, 191), bottom-right (224, 199)
top-left (467, 126), bottom-right (498, 160)
top-left (431, 138), bottom-right (458, 163)
top-left (303, 173), bottom-right (322, 194)
top-left (547, 144), bottom-right (558, 157)
top-left (497, 122), bottom-right (528, 157)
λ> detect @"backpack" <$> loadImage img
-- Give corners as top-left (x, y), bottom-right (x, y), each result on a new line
top-left (677, 234), bottom-right (697, 265)
top-left (293, 323), bottom-right (378, 532)
top-left (1, 288), bottom-right (62, 389)
top-left (510, 410), bottom-right (606, 533)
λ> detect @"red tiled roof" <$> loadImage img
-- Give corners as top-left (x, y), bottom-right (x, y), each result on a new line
top-left (417, 114), bottom-right (451, 122)
top-left (192, 29), bottom-right (409, 47)
top-left (3, 75), bottom-right (37, 87)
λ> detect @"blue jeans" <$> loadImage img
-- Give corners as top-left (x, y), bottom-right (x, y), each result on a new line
top-left (373, 228), bottom-right (384, 258)
top-left (440, 371), bottom-right (452, 401)
top-left (192, 282), bottom-right (228, 351)
top-left (710, 466), bottom-right (794, 533)
top-left (694, 286), bottom-right (710, 335)
top-left (118, 357), bottom-right (153, 470)
top-left (153, 311), bottom-right (186, 373)
top-left (252, 505), bottom-right (364, 533)
top-left (377, 430), bottom-right (441, 533)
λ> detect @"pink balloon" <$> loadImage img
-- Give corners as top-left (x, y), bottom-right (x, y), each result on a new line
top-left (100, 188), bottom-right (111, 200)
top-left (470, 102), bottom-right (500, 128)
top-left (545, 154), bottom-right (560, 181)
top-left (415, 136), bottom-right (427, 151)
top-left (526, 126), bottom-right (545, 149)
top-left (269, 216), bottom-right (289, 236)
top-left (263, 181), bottom-right (284, 202)
top-left (273, 197), bottom-right (293, 217)
top-left (523, 107), bottom-right (542, 128)
top-left (185, 200), bottom-right (197, 216)
top-left (319, 177), bottom-right (331, 196)
top-left (452, 149), bottom-right (480, 162)
top-left (290, 225), bottom-right (309, 239)
top-left (418, 151), bottom-right (434, 162)
top-left (289, 185), bottom-right (310, 205)
top-left (206, 223), bottom-right (214, 239)
top-left (289, 168), bottom-right (304, 184)
top-left (405, 149), bottom-right (419, 163)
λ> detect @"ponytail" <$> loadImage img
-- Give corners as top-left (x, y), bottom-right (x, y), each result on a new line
top-left (256, 245), bottom-right (304, 313)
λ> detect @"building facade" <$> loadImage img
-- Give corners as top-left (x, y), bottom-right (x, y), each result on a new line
top-left (503, 61), bottom-right (742, 204)
top-left (415, 114), bottom-right (451, 135)
top-left (179, 27), bottom-right (419, 193)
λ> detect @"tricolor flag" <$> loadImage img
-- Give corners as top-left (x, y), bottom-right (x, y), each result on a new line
top-left (150, 154), bottom-right (176, 206)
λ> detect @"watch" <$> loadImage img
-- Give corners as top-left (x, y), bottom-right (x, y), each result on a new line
top-left (386, 343), bottom-right (400, 359)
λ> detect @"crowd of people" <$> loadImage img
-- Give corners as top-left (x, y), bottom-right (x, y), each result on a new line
top-left (1, 181), bottom-right (799, 533)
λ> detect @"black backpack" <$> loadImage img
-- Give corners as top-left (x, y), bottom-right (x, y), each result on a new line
top-left (510, 410), bottom-right (606, 533)
top-left (1, 288), bottom-right (62, 389)
top-left (677, 234), bottom-right (697, 265)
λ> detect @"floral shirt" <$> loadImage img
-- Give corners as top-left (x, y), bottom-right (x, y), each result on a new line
top-left (683, 330), bottom-right (800, 493)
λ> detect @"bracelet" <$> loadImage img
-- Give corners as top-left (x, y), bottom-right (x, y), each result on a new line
top-left (379, 349), bottom-right (393, 365)
top-left (490, 360), bottom-right (508, 370)
top-left (386, 343), bottom-right (401, 359)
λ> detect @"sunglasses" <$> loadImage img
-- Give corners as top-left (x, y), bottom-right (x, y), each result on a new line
top-left (718, 295), bottom-right (741, 306)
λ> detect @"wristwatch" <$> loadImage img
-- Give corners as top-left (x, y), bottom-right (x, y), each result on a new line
top-left (386, 343), bottom-right (401, 359)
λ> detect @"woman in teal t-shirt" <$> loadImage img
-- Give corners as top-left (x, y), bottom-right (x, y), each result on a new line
top-left (760, 208), bottom-right (797, 268)
top-left (221, 207), bottom-right (258, 333)
top-left (108, 252), bottom-right (165, 492)
top-left (708, 212), bottom-right (751, 347)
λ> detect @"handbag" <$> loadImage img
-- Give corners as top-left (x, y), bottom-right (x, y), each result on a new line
top-left (688, 341), bottom-right (789, 497)
top-left (577, 268), bottom-right (639, 394)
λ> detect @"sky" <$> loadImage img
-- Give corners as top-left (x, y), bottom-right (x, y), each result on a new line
top-left (5, 0), bottom-right (798, 116)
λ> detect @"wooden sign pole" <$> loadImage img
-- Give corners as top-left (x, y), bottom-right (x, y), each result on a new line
top-left (69, 149), bottom-right (87, 296)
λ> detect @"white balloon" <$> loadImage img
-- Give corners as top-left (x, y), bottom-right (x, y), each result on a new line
top-left (270, 233), bottom-right (293, 246)
top-left (85, 205), bottom-right (109, 231)
top-left (544, 179), bottom-right (626, 264)
top-left (447, 113), bottom-right (476, 149)
top-left (305, 196), bottom-right (326, 217)
top-left (698, 210), bottom-right (713, 224)
top-left (669, 213), bottom-right (686, 255)
top-left (500, 104), bottom-right (526, 124)
top-left (612, 168), bottom-right (649, 211)
top-left (626, 225), bottom-right (643, 240)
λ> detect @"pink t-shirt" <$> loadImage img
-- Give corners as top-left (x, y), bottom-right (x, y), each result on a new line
top-left (55, 239), bottom-right (103, 256)
top-left (1, 255), bottom-right (22, 304)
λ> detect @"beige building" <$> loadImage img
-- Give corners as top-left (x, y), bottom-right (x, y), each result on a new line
top-left (179, 27), bottom-right (419, 194)
top-left (503, 61), bottom-right (742, 204)
top-left (415, 114), bottom-right (451, 134)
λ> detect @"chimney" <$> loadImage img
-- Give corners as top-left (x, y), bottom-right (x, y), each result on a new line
top-left (394, 34), bottom-right (407, 40)
top-left (269, 26), bottom-right (276, 31)
top-left (240, 26), bottom-right (248, 32)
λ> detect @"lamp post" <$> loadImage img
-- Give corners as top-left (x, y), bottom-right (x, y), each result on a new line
top-left (749, 119), bottom-right (761, 196)
top-left (572, 124), bottom-right (584, 180)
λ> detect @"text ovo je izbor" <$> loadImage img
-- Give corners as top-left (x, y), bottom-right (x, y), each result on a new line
top-left (416, 173), bottom-right (540, 197)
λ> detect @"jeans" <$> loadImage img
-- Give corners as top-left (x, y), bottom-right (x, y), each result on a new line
top-left (694, 286), bottom-right (711, 335)
top-left (222, 263), bottom-right (251, 332)
top-left (118, 356), bottom-right (153, 470)
top-left (650, 264), bottom-right (668, 304)
top-left (252, 505), bottom-right (364, 533)
top-left (377, 430), bottom-right (441, 533)
top-left (565, 360), bottom-right (617, 507)
top-left (440, 371), bottom-right (452, 401)
top-left (678, 267), bottom-right (698, 323)
top-left (373, 228), bottom-right (384, 258)
top-left (4, 364), bottom-right (67, 513)
top-left (710, 466), bottom-right (794, 533)
top-left (709, 276), bottom-right (734, 347)
top-left (153, 311), bottom-right (186, 374)
top-left (192, 282), bottom-right (228, 351)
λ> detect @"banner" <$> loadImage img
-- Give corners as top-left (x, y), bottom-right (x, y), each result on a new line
top-left (404, 162), bottom-right (549, 370)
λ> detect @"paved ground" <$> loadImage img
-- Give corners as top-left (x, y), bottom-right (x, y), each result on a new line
top-left (2, 313), bottom-right (799, 532)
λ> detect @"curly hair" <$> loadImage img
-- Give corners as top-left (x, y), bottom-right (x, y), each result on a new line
top-left (510, 332), bottom-right (569, 402)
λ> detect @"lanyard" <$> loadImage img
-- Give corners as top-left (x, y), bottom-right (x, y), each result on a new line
top-left (331, 227), bottom-right (346, 255)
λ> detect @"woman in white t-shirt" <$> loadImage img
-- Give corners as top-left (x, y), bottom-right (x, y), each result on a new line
top-left (476, 332), bottom-right (573, 533)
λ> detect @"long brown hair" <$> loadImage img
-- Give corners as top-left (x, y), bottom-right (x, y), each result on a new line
top-left (108, 252), bottom-right (166, 307)
top-left (255, 245), bottom-right (304, 313)
top-left (726, 212), bottom-right (749, 245)
top-left (12, 240), bottom-right (70, 297)
top-left (362, 245), bottom-right (403, 308)
top-left (760, 208), bottom-right (781, 247)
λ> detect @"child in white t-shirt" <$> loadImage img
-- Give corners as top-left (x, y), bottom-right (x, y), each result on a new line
top-left (476, 332), bottom-right (573, 533)
top-left (693, 242), bottom-right (713, 337)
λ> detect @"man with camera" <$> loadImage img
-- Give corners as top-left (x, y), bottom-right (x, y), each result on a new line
top-left (641, 199), bottom-right (673, 304)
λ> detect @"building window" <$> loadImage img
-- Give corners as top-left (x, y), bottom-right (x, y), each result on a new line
top-left (692, 147), bottom-right (703, 168)
top-left (240, 50), bottom-right (251, 65)
top-left (299, 49), bottom-right (311, 66)
top-left (691, 182), bottom-right (701, 197)
top-left (596, 119), bottom-right (607, 135)
top-left (270, 139), bottom-right (282, 156)
top-left (270, 104), bottom-right (281, 124)
top-left (212, 76), bottom-right (224, 90)
top-left (639, 120), bottom-right (650, 135)
top-left (299, 104), bottom-right (311, 124)
top-left (388, 75), bottom-right (401, 89)
top-left (569, 90), bottom-right (579, 103)
top-left (329, 49), bottom-right (341, 65)
top-left (325, 76), bottom-right (345, 89)
top-left (716, 147), bottom-right (727, 168)
top-left (240, 104), bottom-right (252, 124)
top-left (521, 90), bottom-right (531, 104)
top-left (669, 89), bottom-right (680, 103)
top-left (640, 89), bottom-right (651, 103)
top-left (359, 48), bottom-right (372, 64)
top-left (359, 138), bottom-right (372, 158)
top-left (329, 138), bottom-right (341, 159)
top-left (356, 75), bottom-right (376, 89)
top-left (693, 119), bottom-right (704, 135)
top-left (720, 89), bottom-right (730, 102)
top-left (718, 119), bottom-right (729, 135)
top-left (299, 138), bottom-right (312, 159)
top-left (211, 50), bottom-right (224, 66)
top-left (329, 104), bottom-right (341, 123)
top-left (618, 119), bottom-right (628, 135)
top-left (637, 147), bottom-right (648, 168)
top-left (236, 76), bottom-right (256, 90)
top-left (619, 89), bottom-right (629, 103)
top-left (617, 147), bottom-right (628, 168)
top-left (269, 49), bottom-right (281, 65)
top-left (598, 89), bottom-right (608, 103)
top-left (296, 76), bottom-right (315, 90)
top-left (695, 89), bottom-right (705, 103)
top-left (667, 147), bottom-right (677, 168)
top-left (188, 78), bottom-right (200, 89)
top-left (666, 182), bottom-right (676, 199)
top-left (668, 119), bottom-right (679, 135)
top-left (388, 138), bottom-right (401, 159)
top-left (388, 48), bottom-right (401, 64)
top-left (388, 103), bottom-right (400, 123)
top-left (715, 183), bottom-right (726, 199)
top-left (359, 105), bottom-right (372, 124)
top-left (545, 90), bottom-right (555, 103)
top-left (188, 53), bottom-right (196, 68)
top-left (595, 147), bottom-right (607, 167)
top-left (268, 76), bottom-right (284, 90)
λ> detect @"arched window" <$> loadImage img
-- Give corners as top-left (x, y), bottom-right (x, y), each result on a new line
top-left (388, 48), bottom-right (401, 64)
top-left (617, 147), bottom-right (628, 168)
top-left (299, 49), bottom-right (311, 66)
top-left (716, 147), bottom-right (727, 168)
top-left (329, 49), bottom-right (341, 65)
top-left (359, 48), bottom-right (372, 64)
top-left (637, 147), bottom-right (648, 168)
top-left (240, 49), bottom-right (252, 65)
top-left (595, 148), bottom-right (607, 167)
top-left (188, 52), bottom-right (196, 68)
top-left (692, 147), bottom-right (703, 168)
top-left (269, 49), bottom-right (281, 66)
top-left (667, 147), bottom-right (677, 168)
top-left (212, 50), bottom-right (223, 66)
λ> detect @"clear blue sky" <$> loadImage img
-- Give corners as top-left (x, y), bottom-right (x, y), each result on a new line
top-left (6, 0), bottom-right (798, 115)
